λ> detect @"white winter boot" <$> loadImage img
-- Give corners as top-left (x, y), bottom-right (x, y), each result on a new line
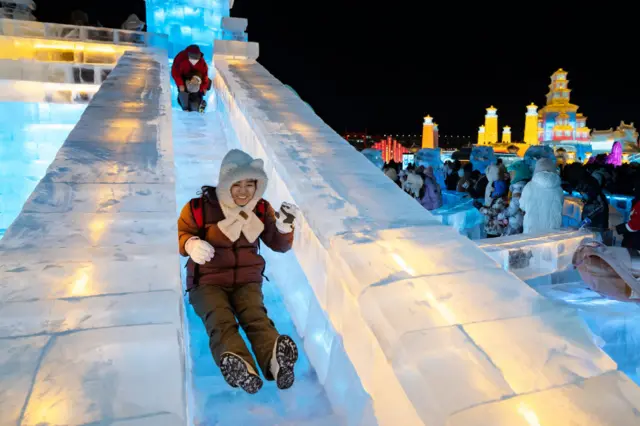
top-left (269, 335), bottom-right (299, 390)
top-left (220, 352), bottom-right (263, 394)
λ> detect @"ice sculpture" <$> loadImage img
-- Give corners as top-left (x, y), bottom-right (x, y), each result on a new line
top-left (213, 50), bottom-right (640, 424)
top-left (415, 148), bottom-right (445, 188)
top-left (470, 145), bottom-right (496, 173)
top-left (0, 51), bottom-right (186, 425)
top-left (431, 198), bottom-right (486, 240)
top-left (523, 145), bottom-right (555, 171)
top-left (361, 148), bottom-right (384, 169)
top-left (607, 141), bottom-right (623, 166)
top-left (0, 102), bottom-right (86, 237)
top-left (146, 0), bottom-right (238, 59)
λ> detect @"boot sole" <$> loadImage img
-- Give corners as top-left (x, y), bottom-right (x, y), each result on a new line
top-left (274, 335), bottom-right (298, 390)
top-left (220, 353), bottom-right (263, 394)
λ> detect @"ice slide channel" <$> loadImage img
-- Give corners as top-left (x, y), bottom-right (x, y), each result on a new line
top-left (0, 49), bottom-right (348, 426)
top-left (211, 50), bottom-right (640, 425)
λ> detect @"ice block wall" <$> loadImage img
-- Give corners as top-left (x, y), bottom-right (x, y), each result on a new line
top-left (213, 54), bottom-right (640, 425)
top-left (0, 51), bottom-right (186, 425)
top-left (146, 0), bottom-right (232, 59)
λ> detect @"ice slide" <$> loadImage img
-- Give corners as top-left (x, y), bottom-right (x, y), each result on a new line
top-left (2, 48), bottom-right (640, 426)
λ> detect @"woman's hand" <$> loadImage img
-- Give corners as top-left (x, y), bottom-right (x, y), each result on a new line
top-left (275, 202), bottom-right (299, 234)
top-left (185, 237), bottom-right (215, 265)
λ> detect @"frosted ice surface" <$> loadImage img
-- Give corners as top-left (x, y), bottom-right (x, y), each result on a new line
top-left (464, 309), bottom-right (617, 394)
top-left (172, 110), bottom-right (340, 425)
top-left (0, 336), bottom-right (49, 425)
top-left (431, 198), bottom-right (485, 239)
top-left (21, 325), bottom-right (185, 425)
top-left (214, 54), bottom-right (640, 425)
top-left (0, 51), bottom-right (186, 425)
top-left (393, 326), bottom-right (513, 426)
top-left (0, 102), bottom-right (86, 237)
top-left (477, 229), bottom-right (593, 280)
top-left (447, 372), bottom-right (640, 426)
top-left (415, 148), bottom-right (445, 187)
top-left (359, 268), bottom-right (555, 357)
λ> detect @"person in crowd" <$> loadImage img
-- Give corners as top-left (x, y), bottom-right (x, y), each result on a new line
top-left (172, 45), bottom-right (211, 112)
top-left (178, 150), bottom-right (300, 394)
top-left (420, 166), bottom-right (443, 210)
top-left (479, 170), bottom-right (509, 237)
top-left (483, 164), bottom-right (503, 207)
top-left (498, 161), bottom-right (532, 236)
top-left (496, 158), bottom-right (508, 181)
top-left (519, 158), bottom-right (564, 234)
top-left (383, 164), bottom-right (400, 187)
top-left (445, 160), bottom-right (461, 191)
top-left (456, 163), bottom-right (475, 193)
top-left (403, 169), bottom-right (424, 198)
top-left (615, 176), bottom-right (640, 250)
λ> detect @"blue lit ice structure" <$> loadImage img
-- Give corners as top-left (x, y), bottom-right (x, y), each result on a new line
top-left (0, 102), bottom-right (86, 238)
top-left (361, 148), bottom-right (384, 169)
top-left (523, 145), bottom-right (555, 171)
top-left (146, 0), bottom-right (249, 60)
top-left (415, 148), bottom-right (445, 188)
top-left (469, 145), bottom-right (496, 173)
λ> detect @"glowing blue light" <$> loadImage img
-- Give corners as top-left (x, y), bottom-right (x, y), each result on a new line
top-left (146, 0), bottom-right (233, 60)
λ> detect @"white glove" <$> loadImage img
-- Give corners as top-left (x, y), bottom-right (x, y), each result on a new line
top-left (185, 237), bottom-right (215, 265)
top-left (275, 202), bottom-right (299, 234)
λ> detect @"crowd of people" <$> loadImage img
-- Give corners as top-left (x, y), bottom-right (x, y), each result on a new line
top-left (382, 153), bottom-right (640, 249)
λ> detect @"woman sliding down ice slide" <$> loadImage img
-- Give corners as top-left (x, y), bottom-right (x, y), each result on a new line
top-left (177, 149), bottom-right (300, 394)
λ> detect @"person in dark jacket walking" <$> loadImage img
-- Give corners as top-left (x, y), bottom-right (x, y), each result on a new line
top-left (178, 149), bottom-right (300, 394)
top-left (172, 45), bottom-right (211, 112)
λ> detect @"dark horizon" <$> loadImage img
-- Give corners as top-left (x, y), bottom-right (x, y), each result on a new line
top-left (37, 2), bottom-right (638, 141)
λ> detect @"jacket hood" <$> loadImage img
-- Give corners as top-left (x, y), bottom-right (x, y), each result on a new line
top-left (508, 160), bottom-right (533, 184)
top-left (532, 170), bottom-right (561, 188)
top-left (216, 150), bottom-right (268, 209)
top-left (185, 45), bottom-right (202, 59)
top-left (534, 157), bottom-right (557, 174)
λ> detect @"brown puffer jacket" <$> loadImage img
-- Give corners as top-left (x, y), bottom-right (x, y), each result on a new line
top-left (178, 190), bottom-right (293, 290)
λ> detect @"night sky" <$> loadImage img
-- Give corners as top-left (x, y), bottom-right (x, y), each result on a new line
top-left (38, 2), bottom-right (638, 140)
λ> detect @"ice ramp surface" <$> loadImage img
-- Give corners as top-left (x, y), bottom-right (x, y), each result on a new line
top-left (0, 51), bottom-right (185, 425)
top-left (213, 56), bottom-right (640, 426)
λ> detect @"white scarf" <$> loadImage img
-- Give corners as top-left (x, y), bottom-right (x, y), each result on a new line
top-left (217, 198), bottom-right (265, 243)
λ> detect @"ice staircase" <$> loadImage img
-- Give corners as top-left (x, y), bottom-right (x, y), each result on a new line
top-left (2, 44), bottom-right (640, 426)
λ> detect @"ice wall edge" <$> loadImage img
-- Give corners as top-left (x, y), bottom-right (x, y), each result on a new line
top-left (0, 50), bottom-right (187, 425)
top-left (213, 56), bottom-right (640, 426)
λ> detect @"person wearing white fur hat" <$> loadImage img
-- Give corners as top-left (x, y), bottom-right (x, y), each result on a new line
top-left (519, 157), bottom-right (564, 234)
top-left (178, 149), bottom-right (300, 394)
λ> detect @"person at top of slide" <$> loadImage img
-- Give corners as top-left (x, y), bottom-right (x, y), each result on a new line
top-left (171, 45), bottom-right (211, 112)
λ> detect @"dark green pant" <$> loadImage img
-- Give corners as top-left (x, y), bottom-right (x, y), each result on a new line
top-left (189, 283), bottom-right (280, 380)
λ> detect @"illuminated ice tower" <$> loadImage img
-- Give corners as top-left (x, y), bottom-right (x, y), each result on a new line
top-left (501, 126), bottom-right (511, 144)
top-left (524, 103), bottom-right (539, 145)
top-left (537, 69), bottom-right (590, 143)
top-left (477, 125), bottom-right (485, 145)
top-left (484, 106), bottom-right (498, 143)
top-left (146, 0), bottom-right (247, 59)
top-left (421, 115), bottom-right (435, 148)
top-left (433, 122), bottom-right (439, 147)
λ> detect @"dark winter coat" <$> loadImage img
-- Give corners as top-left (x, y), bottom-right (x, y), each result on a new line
top-left (178, 190), bottom-right (293, 290)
